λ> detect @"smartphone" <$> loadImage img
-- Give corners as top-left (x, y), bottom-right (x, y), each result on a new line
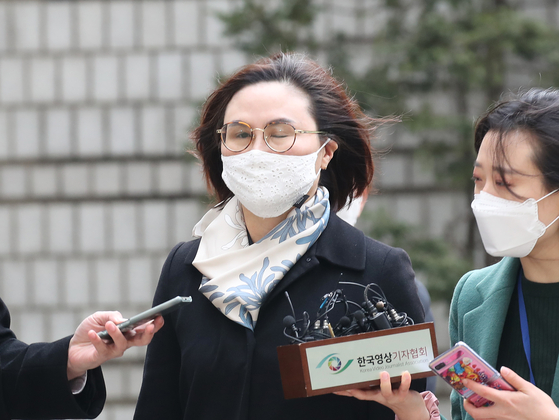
top-left (429, 341), bottom-right (515, 407)
top-left (97, 296), bottom-right (192, 341)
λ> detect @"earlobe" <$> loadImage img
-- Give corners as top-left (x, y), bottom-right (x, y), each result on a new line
top-left (320, 152), bottom-right (329, 169)
top-left (321, 153), bottom-right (331, 170)
top-left (321, 139), bottom-right (338, 170)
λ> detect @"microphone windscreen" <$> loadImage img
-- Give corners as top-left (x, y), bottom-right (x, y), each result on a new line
top-left (353, 311), bottom-right (365, 321)
top-left (283, 315), bottom-right (297, 328)
top-left (339, 316), bottom-right (351, 327)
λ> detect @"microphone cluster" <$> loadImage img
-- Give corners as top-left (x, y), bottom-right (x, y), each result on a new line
top-left (283, 282), bottom-right (413, 344)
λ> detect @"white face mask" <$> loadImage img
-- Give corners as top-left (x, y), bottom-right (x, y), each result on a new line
top-left (221, 140), bottom-right (329, 219)
top-left (337, 196), bottom-right (364, 226)
top-left (471, 189), bottom-right (559, 257)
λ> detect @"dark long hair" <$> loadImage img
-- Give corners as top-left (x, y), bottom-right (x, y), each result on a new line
top-left (474, 88), bottom-right (559, 194)
top-left (192, 52), bottom-right (378, 211)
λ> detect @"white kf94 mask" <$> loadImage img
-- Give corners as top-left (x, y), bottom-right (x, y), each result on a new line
top-left (471, 189), bottom-right (559, 257)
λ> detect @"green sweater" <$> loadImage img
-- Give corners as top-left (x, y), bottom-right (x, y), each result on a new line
top-left (497, 272), bottom-right (559, 395)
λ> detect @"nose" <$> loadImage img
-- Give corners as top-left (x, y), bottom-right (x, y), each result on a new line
top-left (480, 180), bottom-right (498, 196)
top-left (250, 128), bottom-right (268, 151)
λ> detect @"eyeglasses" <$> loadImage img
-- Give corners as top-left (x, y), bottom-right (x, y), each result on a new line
top-left (217, 121), bottom-right (326, 153)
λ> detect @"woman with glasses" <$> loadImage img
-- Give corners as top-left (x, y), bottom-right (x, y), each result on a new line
top-left (133, 52), bottom-right (428, 420)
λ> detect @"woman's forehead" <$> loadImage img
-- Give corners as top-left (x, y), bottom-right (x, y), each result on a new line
top-left (224, 82), bottom-right (312, 120)
top-left (477, 130), bottom-right (540, 174)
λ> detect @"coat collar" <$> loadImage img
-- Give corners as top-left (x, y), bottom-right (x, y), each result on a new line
top-left (463, 257), bottom-right (559, 404)
top-left (184, 211), bottom-right (366, 269)
top-left (313, 211), bottom-right (367, 270)
top-left (473, 257), bottom-right (520, 301)
top-left (462, 257), bottom-right (520, 367)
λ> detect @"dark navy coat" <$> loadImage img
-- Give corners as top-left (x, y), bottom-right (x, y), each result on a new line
top-left (0, 298), bottom-right (105, 419)
top-left (135, 213), bottom-right (426, 420)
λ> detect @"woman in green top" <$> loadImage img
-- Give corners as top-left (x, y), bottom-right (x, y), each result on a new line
top-left (338, 89), bottom-right (559, 420)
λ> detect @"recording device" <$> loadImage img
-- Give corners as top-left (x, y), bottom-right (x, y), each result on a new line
top-left (277, 282), bottom-right (435, 399)
top-left (282, 281), bottom-right (413, 344)
top-left (429, 341), bottom-right (516, 407)
top-left (98, 295), bottom-right (192, 341)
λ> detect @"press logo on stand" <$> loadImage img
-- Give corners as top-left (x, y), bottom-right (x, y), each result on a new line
top-left (316, 353), bottom-right (353, 374)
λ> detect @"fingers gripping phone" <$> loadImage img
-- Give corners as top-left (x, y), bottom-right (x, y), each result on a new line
top-left (429, 341), bottom-right (515, 407)
top-left (97, 296), bottom-right (192, 341)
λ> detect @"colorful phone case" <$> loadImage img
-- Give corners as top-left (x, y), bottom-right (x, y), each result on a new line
top-left (429, 341), bottom-right (515, 407)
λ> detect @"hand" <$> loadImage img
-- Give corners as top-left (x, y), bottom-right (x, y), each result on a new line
top-left (67, 311), bottom-right (164, 381)
top-left (462, 366), bottom-right (559, 420)
top-left (334, 371), bottom-right (430, 420)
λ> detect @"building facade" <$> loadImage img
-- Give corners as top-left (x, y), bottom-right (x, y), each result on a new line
top-left (0, 0), bottom-right (555, 418)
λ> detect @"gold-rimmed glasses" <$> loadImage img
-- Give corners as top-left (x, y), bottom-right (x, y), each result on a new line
top-left (217, 121), bottom-right (326, 153)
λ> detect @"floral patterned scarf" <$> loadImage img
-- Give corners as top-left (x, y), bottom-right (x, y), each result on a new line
top-left (192, 187), bottom-right (330, 330)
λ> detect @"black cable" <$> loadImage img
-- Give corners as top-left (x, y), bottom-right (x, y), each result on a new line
top-left (285, 291), bottom-right (297, 319)
top-left (339, 281), bottom-right (366, 289)
top-left (284, 281), bottom-right (415, 342)
top-left (283, 327), bottom-right (305, 344)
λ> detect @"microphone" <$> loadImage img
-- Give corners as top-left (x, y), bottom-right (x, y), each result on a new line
top-left (388, 308), bottom-right (406, 327)
top-left (334, 315), bottom-right (352, 336)
top-left (370, 311), bottom-right (391, 330)
top-left (353, 310), bottom-right (367, 332)
top-left (361, 299), bottom-right (391, 331)
top-left (363, 300), bottom-right (377, 316)
top-left (338, 316), bottom-right (351, 328)
top-left (280, 282), bottom-right (415, 344)
top-left (283, 315), bottom-right (299, 338)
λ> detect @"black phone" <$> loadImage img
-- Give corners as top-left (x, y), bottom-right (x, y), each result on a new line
top-left (97, 296), bottom-right (192, 341)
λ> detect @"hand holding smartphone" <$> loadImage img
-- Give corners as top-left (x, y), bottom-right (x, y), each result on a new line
top-left (429, 341), bottom-right (515, 407)
top-left (97, 296), bottom-right (192, 341)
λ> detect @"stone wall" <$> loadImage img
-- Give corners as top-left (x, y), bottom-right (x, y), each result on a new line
top-left (0, 0), bottom-right (555, 418)
top-left (0, 1), bottom-right (247, 418)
